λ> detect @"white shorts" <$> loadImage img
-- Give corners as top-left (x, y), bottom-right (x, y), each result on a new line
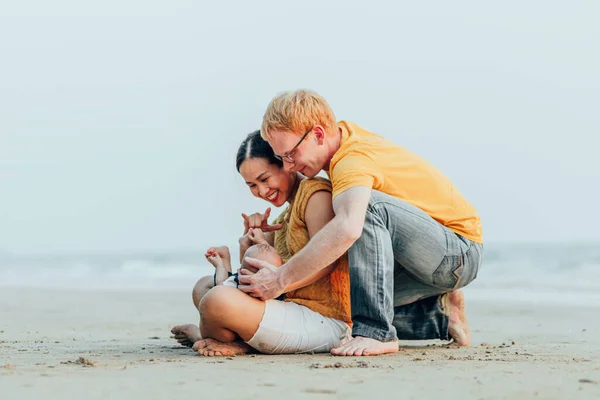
top-left (246, 300), bottom-right (351, 354)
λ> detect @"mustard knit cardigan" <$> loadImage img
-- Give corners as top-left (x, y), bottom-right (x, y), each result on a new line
top-left (273, 177), bottom-right (351, 325)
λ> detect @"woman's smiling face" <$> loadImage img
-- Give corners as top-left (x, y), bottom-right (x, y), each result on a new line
top-left (238, 157), bottom-right (294, 207)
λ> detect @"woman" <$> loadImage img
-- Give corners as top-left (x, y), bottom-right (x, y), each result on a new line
top-left (171, 130), bottom-right (351, 356)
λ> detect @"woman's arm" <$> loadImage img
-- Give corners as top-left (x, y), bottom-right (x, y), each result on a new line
top-left (263, 231), bottom-right (275, 247)
top-left (238, 234), bottom-right (252, 264)
top-left (284, 190), bottom-right (338, 292)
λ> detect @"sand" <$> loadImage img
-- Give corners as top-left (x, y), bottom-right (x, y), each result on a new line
top-left (1, 287), bottom-right (599, 400)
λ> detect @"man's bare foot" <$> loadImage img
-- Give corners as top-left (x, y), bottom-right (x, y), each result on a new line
top-left (330, 336), bottom-right (398, 357)
top-left (170, 324), bottom-right (202, 347)
top-left (192, 338), bottom-right (253, 357)
top-left (444, 290), bottom-right (471, 346)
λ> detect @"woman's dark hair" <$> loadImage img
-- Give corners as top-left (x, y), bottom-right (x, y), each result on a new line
top-left (236, 130), bottom-right (283, 172)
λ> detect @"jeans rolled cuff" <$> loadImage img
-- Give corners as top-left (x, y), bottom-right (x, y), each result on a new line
top-left (352, 324), bottom-right (397, 342)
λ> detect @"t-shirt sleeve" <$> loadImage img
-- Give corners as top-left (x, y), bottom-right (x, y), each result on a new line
top-left (330, 154), bottom-right (383, 200)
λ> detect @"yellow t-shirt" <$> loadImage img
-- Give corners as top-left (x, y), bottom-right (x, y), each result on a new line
top-left (328, 121), bottom-right (483, 243)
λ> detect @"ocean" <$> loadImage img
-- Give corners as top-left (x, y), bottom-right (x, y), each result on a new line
top-left (1, 243), bottom-right (598, 307)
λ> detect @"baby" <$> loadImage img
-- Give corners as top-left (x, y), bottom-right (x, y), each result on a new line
top-left (205, 231), bottom-right (283, 290)
top-left (170, 231), bottom-right (282, 349)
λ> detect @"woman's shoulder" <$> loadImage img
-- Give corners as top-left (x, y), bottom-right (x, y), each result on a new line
top-left (297, 176), bottom-right (332, 194)
top-left (292, 177), bottom-right (332, 219)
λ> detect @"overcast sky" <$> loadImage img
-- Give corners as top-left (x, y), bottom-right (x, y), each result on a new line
top-left (1, 1), bottom-right (598, 254)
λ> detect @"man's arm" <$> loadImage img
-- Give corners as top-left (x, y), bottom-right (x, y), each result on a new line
top-left (238, 186), bottom-right (372, 300)
top-left (279, 190), bottom-right (336, 292)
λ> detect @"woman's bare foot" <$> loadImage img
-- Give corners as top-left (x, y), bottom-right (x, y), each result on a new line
top-left (330, 337), bottom-right (399, 357)
top-left (192, 338), bottom-right (253, 357)
top-left (170, 324), bottom-right (202, 347)
top-left (445, 290), bottom-right (471, 346)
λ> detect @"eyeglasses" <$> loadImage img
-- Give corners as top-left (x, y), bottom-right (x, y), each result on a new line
top-left (273, 128), bottom-right (312, 164)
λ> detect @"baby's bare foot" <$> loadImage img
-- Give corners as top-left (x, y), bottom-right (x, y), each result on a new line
top-left (330, 336), bottom-right (398, 357)
top-left (193, 338), bottom-right (252, 357)
top-left (205, 246), bottom-right (232, 272)
top-left (170, 324), bottom-right (201, 347)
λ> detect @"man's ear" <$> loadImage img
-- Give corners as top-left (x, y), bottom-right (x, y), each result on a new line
top-left (313, 125), bottom-right (326, 144)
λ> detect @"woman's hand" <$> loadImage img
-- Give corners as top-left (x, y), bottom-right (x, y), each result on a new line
top-left (239, 233), bottom-right (252, 248)
top-left (241, 207), bottom-right (283, 234)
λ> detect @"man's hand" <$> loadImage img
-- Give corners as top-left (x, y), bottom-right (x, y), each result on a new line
top-left (237, 257), bottom-right (284, 301)
top-left (242, 208), bottom-right (283, 234)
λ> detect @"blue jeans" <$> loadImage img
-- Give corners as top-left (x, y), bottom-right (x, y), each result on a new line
top-left (348, 191), bottom-right (483, 342)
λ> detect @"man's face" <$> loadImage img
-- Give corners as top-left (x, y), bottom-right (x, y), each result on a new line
top-left (267, 127), bottom-right (326, 177)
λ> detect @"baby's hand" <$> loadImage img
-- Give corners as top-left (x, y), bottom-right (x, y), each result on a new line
top-left (248, 228), bottom-right (269, 245)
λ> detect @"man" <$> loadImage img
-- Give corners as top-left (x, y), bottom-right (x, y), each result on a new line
top-left (238, 90), bottom-right (483, 356)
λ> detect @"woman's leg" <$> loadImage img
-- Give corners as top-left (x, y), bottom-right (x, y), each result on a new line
top-left (171, 275), bottom-right (214, 347)
top-left (199, 286), bottom-right (351, 356)
top-left (190, 285), bottom-right (265, 356)
top-left (192, 275), bottom-right (215, 309)
top-left (198, 285), bottom-right (266, 342)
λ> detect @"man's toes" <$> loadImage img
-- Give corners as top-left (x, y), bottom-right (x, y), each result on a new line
top-left (363, 346), bottom-right (382, 356)
top-left (353, 348), bottom-right (365, 356)
top-left (363, 348), bottom-right (381, 356)
top-left (345, 347), bottom-right (358, 356)
top-left (341, 346), bottom-right (354, 356)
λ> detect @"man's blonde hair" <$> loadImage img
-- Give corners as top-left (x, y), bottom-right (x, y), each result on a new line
top-left (261, 89), bottom-right (337, 141)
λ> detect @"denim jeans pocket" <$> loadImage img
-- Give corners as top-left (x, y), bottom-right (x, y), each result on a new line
top-left (432, 254), bottom-right (464, 290)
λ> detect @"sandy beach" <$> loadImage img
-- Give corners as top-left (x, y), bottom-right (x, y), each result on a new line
top-left (1, 287), bottom-right (599, 400)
